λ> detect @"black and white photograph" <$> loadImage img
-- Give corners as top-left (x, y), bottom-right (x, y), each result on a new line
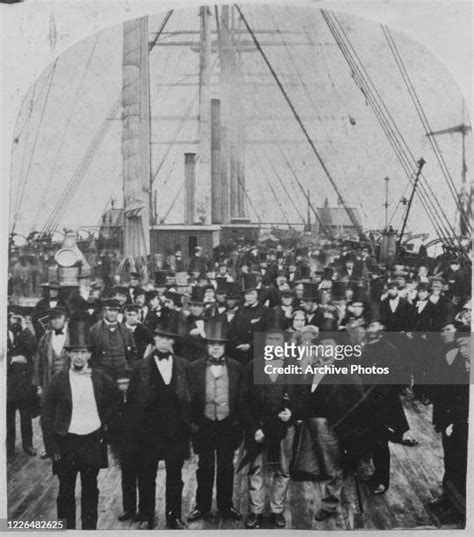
top-left (1, 0), bottom-right (472, 533)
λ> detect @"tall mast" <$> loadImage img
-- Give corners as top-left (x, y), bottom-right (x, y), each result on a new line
top-left (195, 6), bottom-right (212, 224)
top-left (122, 16), bottom-right (151, 258)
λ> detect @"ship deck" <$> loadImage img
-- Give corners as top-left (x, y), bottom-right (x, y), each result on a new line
top-left (7, 399), bottom-right (464, 530)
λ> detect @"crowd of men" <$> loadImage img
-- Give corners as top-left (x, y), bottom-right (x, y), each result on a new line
top-left (6, 239), bottom-right (471, 529)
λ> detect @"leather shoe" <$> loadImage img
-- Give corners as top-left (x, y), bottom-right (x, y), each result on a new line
top-left (314, 508), bottom-right (337, 522)
top-left (188, 508), bottom-right (207, 522)
top-left (118, 511), bottom-right (135, 521)
top-left (23, 447), bottom-right (36, 456)
top-left (373, 484), bottom-right (387, 495)
top-left (269, 513), bottom-right (286, 527)
top-left (245, 513), bottom-right (263, 529)
top-left (147, 517), bottom-right (156, 530)
top-left (166, 518), bottom-right (187, 529)
top-left (221, 507), bottom-right (243, 521)
top-left (40, 452), bottom-right (50, 459)
top-left (429, 495), bottom-right (448, 507)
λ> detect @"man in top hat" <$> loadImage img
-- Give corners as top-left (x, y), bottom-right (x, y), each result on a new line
top-left (411, 282), bottom-right (437, 403)
top-left (143, 290), bottom-right (163, 332)
top-left (154, 270), bottom-right (169, 298)
top-left (127, 311), bottom-right (191, 529)
top-left (380, 280), bottom-right (415, 388)
top-left (240, 312), bottom-right (300, 529)
top-left (228, 273), bottom-right (271, 365)
top-left (175, 286), bottom-right (208, 362)
top-left (223, 282), bottom-right (242, 325)
top-left (90, 298), bottom-right (137, 381)
top-left (32, 280), bottom-right (70, 340)
top-left (430, 319), bottom-right (469, 519)
top-left (123, 304), bottom-right (154, 361)
top-left (7, 309), bottom-right (38, 456)
top-left (41, 322), bottom-right (120, 529)
top-left (187, 320), bottom-right (244, 522)
top-left (205, 280), bottom-right (228, 320)
top-left (301, 282), bottom-right (325, 329)
top-left (359, 304), bottom-right (415, 496)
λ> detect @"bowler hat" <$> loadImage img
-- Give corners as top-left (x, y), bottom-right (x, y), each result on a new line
top-left (113, 286), bottom-right (129, 297)
top-left (165, 290), bottom-right (182, 307)
top-left (64, 321), bottom-right (93, 350)
top-left (124, 303), bottom-right (140, 313)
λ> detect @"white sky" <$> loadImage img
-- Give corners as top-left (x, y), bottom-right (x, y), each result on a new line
top-left (2, 0), bottom-right (473, 240)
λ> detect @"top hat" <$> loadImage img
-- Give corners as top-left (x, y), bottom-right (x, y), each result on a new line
top-left (165, 290), bottom-right (182, 307)
top-left (64, 321), bottom-right (93, 350)
top-left (203, 319), bottom-right (229, 342)
top-left (241, 273), bottom-right (260, 292)
top-left (352, 287), bottom-right (370, 304)
top-left (225, 281), bottom-right (241, 300)
top-left (301, 282), bottom-right (319, 301)
top-left (215, 279), bottom-right (227, 294)
top-left (297, 265), bottom-right (311, 281)
top-left (154, 310), bottom-right (181, 338)
top-left (189, 286), bottom-right (206, 304)
top-left (266, 308), bottom-right (287, 333)
top-left (154, 270), bottom-right (168, 287)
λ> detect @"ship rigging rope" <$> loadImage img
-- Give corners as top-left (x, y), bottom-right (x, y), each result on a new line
top-left (323, 11), bottom-right (450, 241)
top-left (235, 4), bottom-right (365, 238)
top-left (244, 88), bottom-right (306, 223)
top-left (40, 10), bottom-right (174, 236)
top-left (11, 74), bottom-right (44, 231)
top-left (328, 12), bottom-right (463, 248)
top-left (382, 25), bottom-right (471, 234)
top-left (248, 145), bottom-right (292, 226)
top-left (266, 6), bottom-right (357, 206)
top-left (32, 35), bottom-right (99, 233)
top-left (323, 11), bottom-right (462, 250)
top-left (11, 59), bottom-right (58, 235)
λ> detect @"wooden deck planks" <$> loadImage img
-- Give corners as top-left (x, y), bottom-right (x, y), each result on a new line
top-left (6, 400), bottom-right (464, 530)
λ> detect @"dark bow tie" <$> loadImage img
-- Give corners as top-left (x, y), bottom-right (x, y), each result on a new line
top-left (389, 297), bottom-right (398, 301)
top-left (54, 329), bottom-right (64, 335)
top-left (106, 322), bottom-right (118, 329)
top-left (154, 350), bottom-right (171, 361)
top-left (207, 357), bottom-right (225, 366)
